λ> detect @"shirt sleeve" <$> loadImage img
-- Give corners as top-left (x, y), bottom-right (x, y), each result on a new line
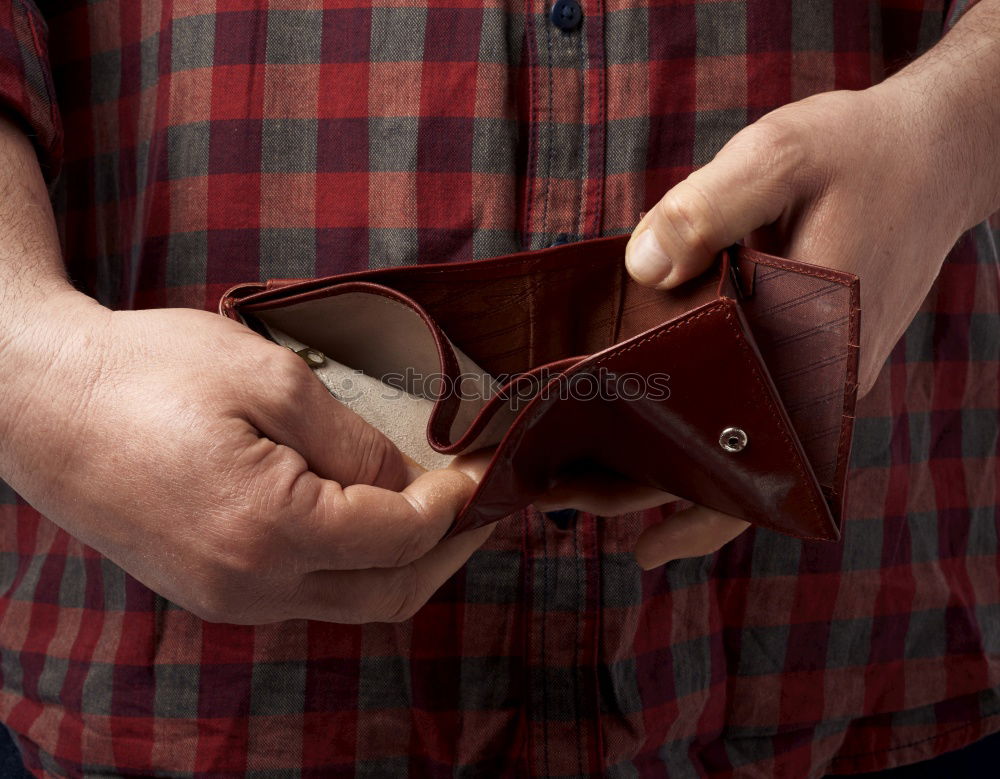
top-left (945, 0), bottom-right (983, 29)
top-left (0, 0), bottom-right (61, 183)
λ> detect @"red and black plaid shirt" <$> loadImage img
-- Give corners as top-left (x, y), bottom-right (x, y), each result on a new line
top-left (2, 0), bottom-right (999, 776)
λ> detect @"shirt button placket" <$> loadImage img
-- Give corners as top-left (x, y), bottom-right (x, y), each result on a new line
top-left (523, 0), bottom-right (595, 251)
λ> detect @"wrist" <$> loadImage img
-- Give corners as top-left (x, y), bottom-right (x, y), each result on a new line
top-left (0, 287), bottom-right (111, 482)
top-left (874, 6), bottom-right (1000, 231)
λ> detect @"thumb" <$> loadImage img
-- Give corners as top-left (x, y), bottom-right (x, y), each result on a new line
top-left (625, 128), bottom-right (796, 289)
top-left (244, 345), bottom-right (411, 491)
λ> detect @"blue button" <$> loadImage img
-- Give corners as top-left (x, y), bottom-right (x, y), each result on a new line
top-left (550, 0), bottom-right (582, 32)
top-left (548, 233), bottom-right (570, 247)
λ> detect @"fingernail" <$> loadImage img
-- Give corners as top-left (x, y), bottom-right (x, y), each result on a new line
top-left (626, 229), bottom-right (672, 285)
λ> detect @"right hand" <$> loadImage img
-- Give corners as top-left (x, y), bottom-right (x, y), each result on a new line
top-left (0, 291), bottom-right (493, 624)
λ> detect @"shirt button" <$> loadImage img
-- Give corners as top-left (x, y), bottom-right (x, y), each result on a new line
top-left (550, 0), bottom-right (582, 32)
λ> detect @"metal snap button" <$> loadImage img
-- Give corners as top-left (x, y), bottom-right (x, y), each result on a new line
top-left (719, 427), bottom-right (748, 452)
top-left (295, 348), bottom-right (326, 368)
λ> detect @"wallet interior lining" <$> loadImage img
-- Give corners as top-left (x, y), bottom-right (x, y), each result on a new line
top-left (253, 291), bottom-right (518, 470)
top-left (262, 324), bottom-right (457, 471)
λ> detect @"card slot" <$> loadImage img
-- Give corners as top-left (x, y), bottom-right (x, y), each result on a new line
top-left (767, 314), bottom-right (851, 348)
top-left (738, 260), bottom-right (857, 507)
top-left (754, 281), bottom-right (845, 317)
top-left (772, 351), bottom-right (848, 383)
top-left (785, 386), bottom-right (844, 414)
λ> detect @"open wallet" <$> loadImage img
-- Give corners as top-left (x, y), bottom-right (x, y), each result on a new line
top-left (219, 234), bottom-right (860, 542)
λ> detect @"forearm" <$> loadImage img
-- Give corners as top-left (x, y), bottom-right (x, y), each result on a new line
top-left (880, 0), bottom-right (1000, 230)
top-left (0, 117), bottom-right (102, 459)
top-left (0, 116), bottom-right (74, 308)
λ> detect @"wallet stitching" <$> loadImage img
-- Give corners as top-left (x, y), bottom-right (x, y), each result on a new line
top-left (748, 252), bottom-right (853, 285)
top-left (832, 287), bottom-right (862, 519)
top-left (241, 245), bottom-right (627, 313)
top-left (610, 262), bottom-right (627, 345)
top-left (583, 301), bottom-right (722, 363)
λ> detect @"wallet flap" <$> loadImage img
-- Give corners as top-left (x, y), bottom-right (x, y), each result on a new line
top-left (451, 297), bottom-right (838, 540)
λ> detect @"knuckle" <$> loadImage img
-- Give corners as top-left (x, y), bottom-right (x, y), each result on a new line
top-left (185, 547), bottom-right (287, 624)
top-left (657, 184), bottom-right (718, 257)
top-left (737, 117), bottom-right (810, 184)
top-left (740, 115), bottom-right (795, 155)
top-left (349, 426), bottom-right (402, 487)
top-left (250, 446), bottom-right (313, 513)
top-left (257, 345), bottom-right (317, 400)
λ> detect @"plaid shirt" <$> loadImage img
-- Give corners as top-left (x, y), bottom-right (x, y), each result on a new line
top-left (2, 0), bottom-right (999, 776)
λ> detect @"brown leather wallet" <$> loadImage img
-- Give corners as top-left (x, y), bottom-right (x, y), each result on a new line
top-left (219, 234), bottom-right (860, 541)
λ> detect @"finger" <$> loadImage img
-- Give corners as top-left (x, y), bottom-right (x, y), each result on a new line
top-left (633, 504), bottom-right (751, 569)
top-left (292, 522), bottom-right (497, 623)
top-left (401, 452), bottom-right (429, 485)
top-left (533, 471), bottom-right (680, 515)
top-left (625, 124), bottom-right (800, 289)
top-left (244, 344), bottom-right (409, 490)
top-left (282, 463), bottom-right (480, 571)
top-left (448, 447), bottom-right (495, 483)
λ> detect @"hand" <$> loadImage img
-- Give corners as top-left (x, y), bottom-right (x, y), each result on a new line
top-left (452, 449), bottom-right (750, 565)
top-left (0, 293), bottom-right (493, 624)
top-left (531, 471), bottom-right (749, 567)
top-left (621, 77), bottom-right (994, 567)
